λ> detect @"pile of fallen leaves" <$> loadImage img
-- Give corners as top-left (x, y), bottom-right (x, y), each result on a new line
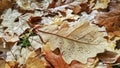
top-left (0, 0), bottom-right (120, 68)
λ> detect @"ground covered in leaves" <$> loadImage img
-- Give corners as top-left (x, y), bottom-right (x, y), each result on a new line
top-left (0, 0), bottom-right (120, 68)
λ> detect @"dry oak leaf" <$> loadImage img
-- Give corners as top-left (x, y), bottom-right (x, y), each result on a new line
top-left (94, 11), bottom-right (120, 38)
top-left (44, 43), bottom-right (100, 68)
top-left (36, 22), bottom-right (108, 64)
top-left (43, 44), bottom-right (86, 68)
top-left (25, 48), bottom-right (50, 68)
top-left (45, 50), bottom-right (87, 68)
top-left (97, 50), bottom-right (120, 63)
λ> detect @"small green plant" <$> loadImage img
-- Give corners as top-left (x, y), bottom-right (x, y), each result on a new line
top-left (18, 29), bottom-right (36, 48)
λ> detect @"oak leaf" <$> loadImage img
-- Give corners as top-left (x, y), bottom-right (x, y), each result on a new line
top-left (44, 43), bottom-right (100, 68)
top-left (94, 11), bottom-right (120, 38)
top-left (94, 0), bottom-right (120, 38)
top-left (26, 48), bottom-right (47, 68)
top-left (97, 51), bottom-right (120, 63)
top-left (43, 44), bottom-right (87, 68)
top-left (36, 22), bottom-right (108, 64)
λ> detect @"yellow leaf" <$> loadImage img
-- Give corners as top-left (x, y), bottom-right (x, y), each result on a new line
top-left (25, 48), bottom-right (46, 68)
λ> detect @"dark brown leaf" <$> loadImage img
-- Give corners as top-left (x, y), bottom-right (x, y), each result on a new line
top-left (94, 0), bottom-right (120, 38)
top-left (28, 16), bottom-right (42, 27)
top-left (0, 0), bottom-right (13, 15)
top-left (97, 51), bottom-right (119, 63)
top-left (94, 11), bottom-right (120, 38)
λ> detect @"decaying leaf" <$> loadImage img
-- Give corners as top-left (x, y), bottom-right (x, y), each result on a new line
top-left (94, 0), bottom-right (120, 38)
top-left (36, 22), bottom-right (108, 64)
top-left (97, 51), bottom-right (120, 63)
top-left (94, 11), bottom-right (120, 38)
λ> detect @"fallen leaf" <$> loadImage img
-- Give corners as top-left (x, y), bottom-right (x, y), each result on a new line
top-left (5, 61), bottom-right (19, 68)
top-left (28, 16), bottom-right (42, 27)
top-left (44, 44), bottom-right (87, 68)
top-left (36, 22), bottom-right (108, 64)
top-left (26, 48), bottom-right (50, 68)
top-left (0, 58), bottom-right (6, 68)
top-left (29, 36), bottom-right (42, 49)
top-left (94, 0), bottom-right (120, 39)
top-left (94, 11), bottom-right (120, 38)
top-left (48, 1), bottom-right (87, 14)
top-left (1, 9), bottom-right (30, 42)
top-left (109, 0), bottom-right (120, 11)
top-left (44, 43), bottom-right (99, 68)
top-left (97, 51), bottom-right (120, 63)
top-left (92, 0), bottom-right (110, 10)
top-left (0, 0), bottom-right (13, 15)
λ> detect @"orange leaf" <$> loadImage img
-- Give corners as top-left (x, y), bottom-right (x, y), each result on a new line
top-left (45, 50), bottom-right (70, 68)
top-left (44, 48), bottom-right (86, 68)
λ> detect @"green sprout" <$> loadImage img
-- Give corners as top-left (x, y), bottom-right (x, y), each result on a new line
top-left (18, 29), bottom-right (36, 48)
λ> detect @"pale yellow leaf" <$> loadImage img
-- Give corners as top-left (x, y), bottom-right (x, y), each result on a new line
top-left (92, 0), bottom-right (110, 10)
top-left (37, 22), bottom-right (108, 64)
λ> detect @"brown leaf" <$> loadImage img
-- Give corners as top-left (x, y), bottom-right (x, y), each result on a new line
top-left (45, 50), bottom-right (70, 68)
top-left (116, 56), bottom-right (120, 63)
top-left (97, 51), bottom-right (119, 63)
top-left (5, 61), bottom-right (19, 68)
top-left (48, 0), bottom-right (74, 8)
top-left (109, 0), bottom-right (120, 11)
top-left (48, 0), bottom-right (56, 8)
top-left (48, 1), bottom-right (88, 14)
top-left (44, 45), bottom-right (86, 68)
top-left (28, 16), bottom-right (42, 27)
top-left (72, 5), bottom-right (81, 14)
top-left (94, 0), bottom-right (120, 38)
top-left (94, 11), bottom-right (120, 38)
top-left (0, 58), bottom-right (6, 68)
top-left (44, 44), bottom-right (99, 68)
top-left (0, 0), bottom-right (13, 15)
top-left (25, 48), bottom-right (51, 68)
